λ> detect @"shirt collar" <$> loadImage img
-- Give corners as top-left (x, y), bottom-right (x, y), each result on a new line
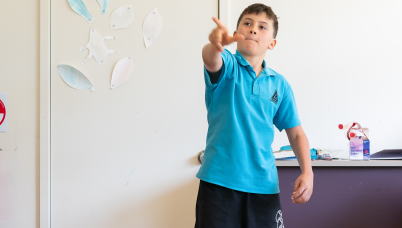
top-left (234, 50), bottom-right (275, 77)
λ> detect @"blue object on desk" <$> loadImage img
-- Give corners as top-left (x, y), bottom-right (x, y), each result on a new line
top-left (310, 148), bottom-right (317, 160)
top-left (278, 145), bottom-right (317, 159)
top-left (280, 145), bottom-right (292, 151)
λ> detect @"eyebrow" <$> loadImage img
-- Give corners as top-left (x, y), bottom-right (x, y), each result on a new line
top-left (244, 18), bottom-right (269, 25)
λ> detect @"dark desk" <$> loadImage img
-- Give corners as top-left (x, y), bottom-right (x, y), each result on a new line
top-left (277, 161), bottom-right (402, 228)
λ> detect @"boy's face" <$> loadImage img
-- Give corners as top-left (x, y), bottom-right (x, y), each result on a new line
top-left (234, 13), bottom-right (276, 57)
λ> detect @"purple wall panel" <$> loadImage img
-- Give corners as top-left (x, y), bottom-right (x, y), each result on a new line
top-left (278, 167), bottom-right (402, 228)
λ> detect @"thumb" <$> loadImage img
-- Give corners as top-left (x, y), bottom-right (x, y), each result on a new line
top-left (232, 34), bottom-right (244, 42)
top-left (226, 34), bottom-right (244, 45)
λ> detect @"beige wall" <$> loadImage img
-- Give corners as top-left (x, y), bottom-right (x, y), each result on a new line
top-left (0, 1), bottom-right (39, 228)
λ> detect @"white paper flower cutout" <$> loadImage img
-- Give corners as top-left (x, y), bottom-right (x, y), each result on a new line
top-left (111, 57), bottom-right (134, 89)
top-left (110, 5), bottom-right (134, 29)
top-left (143, 7), bottom-right (163, 48)
top-left (80, 28), bottom-right (118, 65)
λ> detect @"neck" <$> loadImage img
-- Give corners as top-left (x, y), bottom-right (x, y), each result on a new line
top-left (238, 50), bottom-right (265, 77)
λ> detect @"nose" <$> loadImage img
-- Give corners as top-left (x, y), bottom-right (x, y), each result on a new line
top-left (250, 31), bottom-right (256, 35)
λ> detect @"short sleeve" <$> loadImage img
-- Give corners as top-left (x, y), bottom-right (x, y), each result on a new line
top-left (273, 86), bottom-right (301, 132)
top-left (204, 49), bottom-right (236, 91)
top-left (206, 68), bottom-right (222, 84)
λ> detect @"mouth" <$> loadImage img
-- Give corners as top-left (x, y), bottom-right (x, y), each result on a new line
top-left (245, 38), bottom-right (257, 42)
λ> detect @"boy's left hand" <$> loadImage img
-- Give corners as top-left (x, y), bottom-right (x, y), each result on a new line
top-left (291, 172), bottom-right (314, 204)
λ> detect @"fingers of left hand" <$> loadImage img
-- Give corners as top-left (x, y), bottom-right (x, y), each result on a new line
top-left (291, 184), bottom-right (306, 200)
top-left (292, 188), bottom-right (311, 204)
top-left (293, 179), bottom-right (301, 192)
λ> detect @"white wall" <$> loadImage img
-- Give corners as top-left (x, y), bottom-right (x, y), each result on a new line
top-left (229, 0), bottom-right (402, 157)
top-left (49, 0), bottom-right (215, 227)
top-left (0, 1), bottom-right (40, 228)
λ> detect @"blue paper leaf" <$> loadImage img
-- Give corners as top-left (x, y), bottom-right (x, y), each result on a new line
top-left (68, 0), bottom-right (94, 23)
top-left (97, 0), bottom-right (112, 15)
top-left (57, 64), bottom-right (95, 92)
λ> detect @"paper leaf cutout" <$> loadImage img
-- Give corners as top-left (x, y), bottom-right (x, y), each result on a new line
top-left (143, 7), bottom-right (163, 48)
top-left (97, 0), bottom-right (112, 15)
top-left (68, 0), bottom-right (94, 23)
top-left (57, 64), bottom-right (95, 92)
top-left (111, 57), bottom-right (134, 89)
top-left (80, 28), bottom-right (118, 65)
top-left (110, 5), bottom-right (134, 29)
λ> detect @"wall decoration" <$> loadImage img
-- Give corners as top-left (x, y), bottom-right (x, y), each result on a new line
top-left (143, 7), bottom-right (163, 48)
top-left (68, 0), bottom-right (94, 23)
top-left (80, 28), bottom-right (118, 65)
top-left (110, 5), bottom-right (134, 29)
top-left (111, 57), bottom-right (134, 89)
top-left (97, 0), bottom-right (112, 15)
top-left (57, 64), bottom-right (95, 91)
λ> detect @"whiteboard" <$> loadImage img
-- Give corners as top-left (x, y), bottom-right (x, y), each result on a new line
top-left (228, 0), bottom-right (402, 157)
top-left (50, 0), bottom-right (216, 227)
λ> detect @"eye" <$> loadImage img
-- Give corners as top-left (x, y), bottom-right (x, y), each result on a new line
top-left (244, 22), bottom-right (250, 26)
top-left (260, 26), bottom-right (267, 30)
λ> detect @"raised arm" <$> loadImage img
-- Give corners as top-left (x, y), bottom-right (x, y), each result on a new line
top-left (202, 17), bottom-right (244, 72)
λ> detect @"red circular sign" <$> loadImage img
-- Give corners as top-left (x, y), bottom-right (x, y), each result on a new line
top-left (0, 99), bottom-right (5, 126)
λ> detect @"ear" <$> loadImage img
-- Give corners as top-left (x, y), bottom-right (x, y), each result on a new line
top-left (268, 39), bottom-right (277, 50)
top-left (233, 30), bottom-right (237, 37)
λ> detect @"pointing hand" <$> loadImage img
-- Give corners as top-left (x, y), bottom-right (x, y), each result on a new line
top-left (209, 17), bottom-right (244, 52)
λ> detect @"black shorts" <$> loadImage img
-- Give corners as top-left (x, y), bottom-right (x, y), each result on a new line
top-left (195, 180), bottom-right (284, 228)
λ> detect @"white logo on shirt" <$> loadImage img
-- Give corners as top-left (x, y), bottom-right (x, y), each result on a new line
top-left (276, 210), bottom-right (284, 228)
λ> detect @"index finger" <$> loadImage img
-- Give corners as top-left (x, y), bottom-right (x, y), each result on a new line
top-left (293, 179), bottom-right (300, 192)
top-left (212, 17), bottom-right (229, 34)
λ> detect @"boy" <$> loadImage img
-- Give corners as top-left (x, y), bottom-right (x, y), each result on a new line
top-left (195, 4), bottom-right (314, 228)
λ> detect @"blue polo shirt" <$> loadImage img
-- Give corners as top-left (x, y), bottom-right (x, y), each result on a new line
top-left (196, 49), bottom-right (301, 194)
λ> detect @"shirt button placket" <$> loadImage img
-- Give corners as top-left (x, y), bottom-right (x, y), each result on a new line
top-left (248, 66), bottom-right (259, 96)
top-left (253, 79), bottom-right (259, 95)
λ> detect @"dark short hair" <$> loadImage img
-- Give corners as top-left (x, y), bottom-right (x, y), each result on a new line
top-left (236, 3), bottom-right (279, 39)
